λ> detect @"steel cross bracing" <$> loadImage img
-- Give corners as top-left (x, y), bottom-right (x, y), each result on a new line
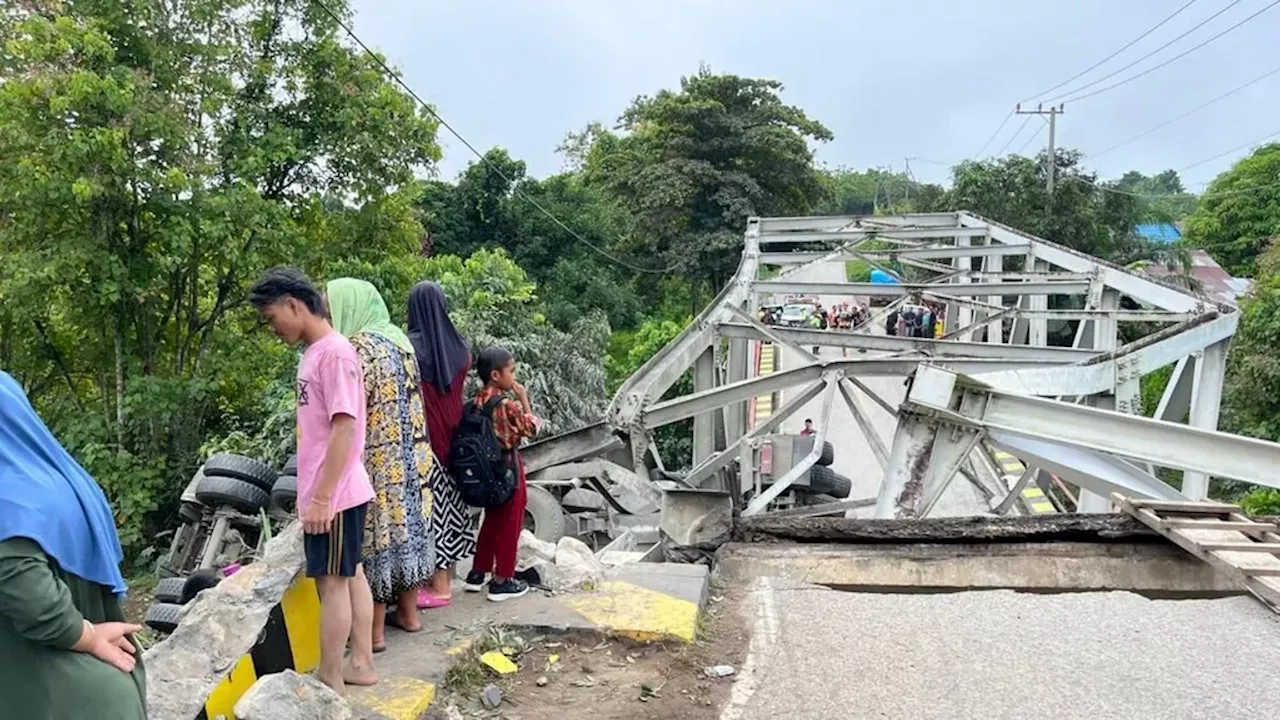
top-left (522, 212), bottom-right (1274, 530)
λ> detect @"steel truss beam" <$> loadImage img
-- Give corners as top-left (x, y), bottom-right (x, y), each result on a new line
top-left (716, 322), bottom-right (1096, 362)
top-left (757, 226), bottom-right (991, 243)
top-left (755, 280), bottom-right (1092, 298)
top-left (908, 366), bottom-right (1280, 492)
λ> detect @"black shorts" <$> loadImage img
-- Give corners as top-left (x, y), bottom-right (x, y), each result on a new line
top-left (304, 502), bottom-right (368, 578)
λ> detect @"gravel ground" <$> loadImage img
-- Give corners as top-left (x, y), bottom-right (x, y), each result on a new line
top-left (732, 582), bottom-right (1280, 720)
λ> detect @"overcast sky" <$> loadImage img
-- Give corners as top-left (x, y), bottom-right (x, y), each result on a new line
top-left (350, 0), bottom-right (1279, 190)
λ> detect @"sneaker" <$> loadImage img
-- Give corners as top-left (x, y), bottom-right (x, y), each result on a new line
top-left (487, 578), bottom-right (529, 602)
top-left (463, 571), bottom-right (487, 592)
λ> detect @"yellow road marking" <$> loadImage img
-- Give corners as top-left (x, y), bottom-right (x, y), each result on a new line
top-left (563, 581), bottom-right (699, 643)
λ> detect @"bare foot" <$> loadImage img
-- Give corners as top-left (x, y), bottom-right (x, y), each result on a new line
top-left (395, 608), bottom-right (422, 633)
top-left (344, 663), bottom-right (379, 687)
top-left (317, 670), bottom-right (346, 695)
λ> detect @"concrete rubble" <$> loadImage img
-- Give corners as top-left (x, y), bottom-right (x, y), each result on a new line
top-left (144, 522), bottom-right (305, 720)
top-left (517, 530), bottom-right (607, 591)
top-left (233, 669), bottom-right (351, 720)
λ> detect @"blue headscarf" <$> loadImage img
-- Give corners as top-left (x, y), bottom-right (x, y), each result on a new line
top-left (0, 372), bottom-right (127, 595)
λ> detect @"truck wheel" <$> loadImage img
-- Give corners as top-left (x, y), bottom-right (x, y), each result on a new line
top-left (283, 454), bottom-right (298, 476)
top-left (154, 577), bottom-right (187, 604)
top-left (807, 465), bottom-right (852, 498)
top-left (817, 441), bottom-right (835, 466)
top-left (524, 485), bottom-right (567, 544)
top-left (145, 603), bottom-right (184, 634)
top-left (270, 474), bottom-right (298, 514)
top-left (181, 569), bottom-right (222, 604)
top-left (195, 475), bottom-right (270, 515)
top-left (202, 453), bottom-right (278, 492)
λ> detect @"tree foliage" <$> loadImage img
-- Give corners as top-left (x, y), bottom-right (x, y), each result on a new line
top-left (817, 166), bottom-right (944, 216)
top-left (1184, 143), bottom-right (1280, 276)
top-left (1114, 169), bottom-right (1197, 223)
top-left (0, 0), bottom-right (441, 556)
top-left (583, 67), bottom-right (833, 296)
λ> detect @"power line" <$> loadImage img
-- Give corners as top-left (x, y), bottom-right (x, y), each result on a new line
top-left (1067, 174), bottom-right (1280, 200)
top-left (1092, 64), bottom-right (1280, 158)
top-left (1015, 122), bottom-right (1047, 155)
top-left (1177, 128), bottom-right (1280, 172)
top-left (974, 110), bottom-right (1014, 158)
top-left (309, 0), bottom-right (679, 275)
top-left (1054, 0), bottom-right (1279, 105)
top-left (994, 115), bottom-right (1034, 157)
top-left (1020, 0), bottom-right (1199, 105)
top-left (1042, 0), bottom-right (1247, 104)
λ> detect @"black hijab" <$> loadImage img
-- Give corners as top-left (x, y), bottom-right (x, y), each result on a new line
top-left (407, 281), bottom-right (471, 392)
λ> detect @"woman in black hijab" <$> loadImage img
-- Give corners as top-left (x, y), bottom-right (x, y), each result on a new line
top-left (407, 281), bottom-right (477, 607)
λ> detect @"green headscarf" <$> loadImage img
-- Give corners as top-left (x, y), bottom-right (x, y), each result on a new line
top-left (326, 277), bottom-right (414, 353)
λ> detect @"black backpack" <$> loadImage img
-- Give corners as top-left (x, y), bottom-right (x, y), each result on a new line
top-left (450, 396), bottom-right (517, 508)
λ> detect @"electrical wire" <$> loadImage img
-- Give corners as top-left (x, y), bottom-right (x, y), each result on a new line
top-left (1015, 122), bottom-right (1047, 156)
top-left (1177, 128), bottom-right (1280, 172)
top-left (310, 0), bottom-right (680, 275)
top-left (1091, 64), bottom-right (1280, 158)
top-left (994, 115), bottom-right (1034, 157)
top-left (1019, 0), bottom-right (1199, 105)
top-left (1066, 174), bottom-right (1280, 200)
top-left (974, 110), bottom-right (1014, 158)
top-left (1053, 0), bottom-right (1278, 105)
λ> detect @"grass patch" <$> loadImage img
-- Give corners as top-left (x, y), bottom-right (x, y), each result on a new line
top-left (442, 625), bottom-right (539, 697)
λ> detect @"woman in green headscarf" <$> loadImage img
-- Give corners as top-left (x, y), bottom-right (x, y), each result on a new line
top-left (327, 278), bottom-right (439, 649)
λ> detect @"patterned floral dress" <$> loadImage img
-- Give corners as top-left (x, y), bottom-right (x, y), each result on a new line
top-left (420, 362), bottom-right (478, 571)
top-left (350, 332), bottom-right (439, 604)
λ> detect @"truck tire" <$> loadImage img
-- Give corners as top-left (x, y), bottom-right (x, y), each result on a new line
top-left (523, 485), bottom-right (567, 544)
top-left (196, 474), bottom-right (269, 515)
top-left (202, 453), bottom-right (278, 492)
top-left (283, 454), bottom-right (298, 476)
top-left (817, 441), bottom-right (835, 466)
top-left (270, 474), bottom-right (298, 514)
top-left (807, 465), bottom-right (852, 498)
top-left (181, 569), bottom-right (222, 604)
top-left (145, 603), bottom-right (184, 634)
top-left (154, 577), bottom-right (187, 604)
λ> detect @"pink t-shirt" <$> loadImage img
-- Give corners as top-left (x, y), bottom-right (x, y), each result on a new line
top-left (296, 331), bottom-right (375, 513)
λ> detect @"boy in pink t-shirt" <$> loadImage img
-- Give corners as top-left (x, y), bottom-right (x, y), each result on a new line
top-left (250, 267), bottom-right (378, 693)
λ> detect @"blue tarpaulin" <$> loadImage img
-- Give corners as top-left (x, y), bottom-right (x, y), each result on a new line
top-left (870, 269), bottom-right (900, 284)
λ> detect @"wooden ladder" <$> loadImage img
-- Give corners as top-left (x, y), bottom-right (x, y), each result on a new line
top-left (1112, 494), bottom-right (1280, 612)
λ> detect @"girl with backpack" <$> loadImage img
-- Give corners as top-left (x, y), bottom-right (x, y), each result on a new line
top-left (459, 346), bottom-right (540, 602)
top-left (407, 281), bottom-right (477, 609)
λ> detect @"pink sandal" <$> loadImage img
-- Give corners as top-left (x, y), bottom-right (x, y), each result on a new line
top-left (417, 589), bottom-right (452, 609)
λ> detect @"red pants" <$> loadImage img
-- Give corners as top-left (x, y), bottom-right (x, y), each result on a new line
top-left (472, 460), bottom-right (527, 579)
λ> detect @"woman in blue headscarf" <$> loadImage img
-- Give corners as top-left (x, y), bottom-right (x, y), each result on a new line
top-left (0, 371), bottom-right (147, 719)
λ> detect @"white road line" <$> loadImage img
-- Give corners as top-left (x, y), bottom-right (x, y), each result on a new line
top-left (720, 576), bottom-right (780, 720)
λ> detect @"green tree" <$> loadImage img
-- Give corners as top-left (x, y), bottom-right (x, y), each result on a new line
top-left (583, 67), bottom-right (833, 300)
top-left (945, 150), bottom-right (1142, 259)
top-left (606, 318), bottom-right (693, 468)
top-left (1184, 143), bottom-right (1280, 276)
top-left (1114, 169), bottom-right (1198, 222)
top-left (0, 0), bottom-right (439, 558)
top-left (817, 166), bottom-right (944, 216)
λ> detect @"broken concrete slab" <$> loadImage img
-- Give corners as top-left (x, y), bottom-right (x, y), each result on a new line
top-left (145, 522), bottom-right (307, 720)
top-left (736, 512), bottom-right (1161, 544)
top-left (233, 669), bottom-right (350, 720)
top-left (717, 541), bottom-right (1241, 594)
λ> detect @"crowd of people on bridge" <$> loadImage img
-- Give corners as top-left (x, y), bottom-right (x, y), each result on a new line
top-left (1, 268), bottom-right (543, 714)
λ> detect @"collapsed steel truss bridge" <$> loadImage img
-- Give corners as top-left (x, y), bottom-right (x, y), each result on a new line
top-left (524, 212), bottom-right (1280, 524)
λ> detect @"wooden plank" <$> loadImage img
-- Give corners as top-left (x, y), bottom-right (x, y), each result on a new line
top-left (1161, 519), bottom-right (1280, 533)
top-left (1130, 499), bottom-right (1240, 514)
top-left (1112, 493), bottom-right (1280, 613)
top-left (1198, 542), bottom-right (1280, 552)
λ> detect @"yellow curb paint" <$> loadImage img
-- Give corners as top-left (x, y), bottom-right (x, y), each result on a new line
top-left (1022, 487), bottom-right (1046, 498)
top-left (1031, 501), bottom-right (1056, 513)
top-left (348, 677), bottom-right (436, 720)
top-left (563, 580), bottom-right (700, 643)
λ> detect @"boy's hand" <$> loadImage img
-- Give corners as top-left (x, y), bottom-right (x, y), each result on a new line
top-left (512, 381), bottom-right (528, 399)
top-left (302, 497), bottom-right (335, 535)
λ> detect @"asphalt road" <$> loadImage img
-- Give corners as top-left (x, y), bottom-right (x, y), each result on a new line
top-left (769, 260), bottom-right (988, 517)
top-left (724, 579), bottom-right (1280, 720)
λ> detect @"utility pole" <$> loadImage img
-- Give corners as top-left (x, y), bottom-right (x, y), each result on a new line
top-left (1015, 103), bottom-right (1064, 195)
